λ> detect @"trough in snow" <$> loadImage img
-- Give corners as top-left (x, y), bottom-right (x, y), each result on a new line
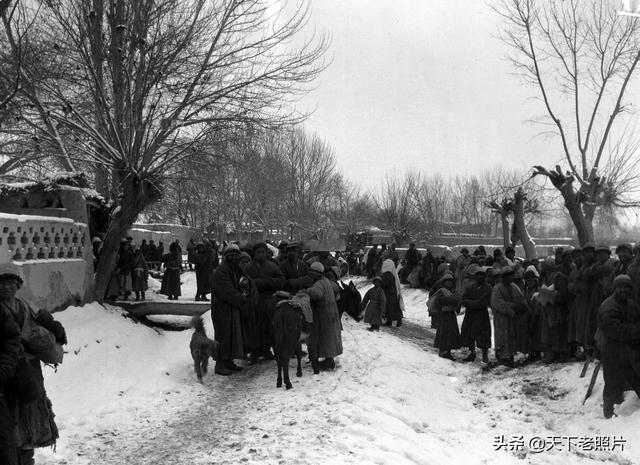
top-left (115, 300), bottom-right (210, 318)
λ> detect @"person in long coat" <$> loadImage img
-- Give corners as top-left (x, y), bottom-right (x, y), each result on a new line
top-left (0, 292), bottom-right (21, 465)
top-left (461, 266), bottom-right (492, 364)
top-left (381, 259), bottom-right (403, 327)
top-left (305, 261), bottom-right (343, 371)
top-left (116, 239), bottom-right (134, 300)
top-left (539, 253), bottom-right (572, 363)
top-left (432, 273), bottom-right (462, 360)
top-left (490, 266), bottom-right (525, 367)
top-left (131, 247), bottom-right (148, 301)
top-left (211, 244), bottom-right (255, 376)
top-left (192, 243), bottom-right (214, 301)
top-left (455, 248), bottom-right (471, 292)
top-left (584, 246), bottom-right (614, 354)
top-left (567, 247), bottom-right (585, 358)
top-left (523, 265), bottom-right (543, 362)
top-left (244, 242), bottom-right (285, 362)
top-left (279, 243), bottom-right (313, 292)
top-left (160, 242), bottom-right (182, 300)
top-left (597, 274), bottom-right (640, 419)
top-left (0, 263), bottom-right (66, 465)
top-left (366, 245), bottom-right (378, 279)
top-left (362, 276), bottom-right (386, 331)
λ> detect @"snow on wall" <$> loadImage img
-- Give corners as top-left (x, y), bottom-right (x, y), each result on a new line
top-left (0, 212), bottom-right (93, 311)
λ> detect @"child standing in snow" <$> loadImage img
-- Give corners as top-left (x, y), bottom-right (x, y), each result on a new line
top-left (362, 276), bottom-right (386, 331)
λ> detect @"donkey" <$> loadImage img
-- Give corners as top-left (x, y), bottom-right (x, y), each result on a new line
top-left (337, 281), bottom-right (363, 321)
top-left (272, 292), bottom-right (317, 389)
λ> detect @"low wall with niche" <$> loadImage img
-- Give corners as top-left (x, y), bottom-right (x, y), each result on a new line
top-left (0, 212), bottom-right (93, 311)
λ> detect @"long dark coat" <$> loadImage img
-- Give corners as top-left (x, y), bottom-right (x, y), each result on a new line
top-left (306, 277), bottom-right (343, 358)
top-left (597, 295), bottom-right (640, 405)
top-left (160, 252), bottom-right (182, 297)
top-left (524, 282), bottom-right (543, 353)
top-left (2, 299), bottom-right (64, 452)
top-left (211, 261), bottom-right (249, 360)
top-left (585, 262), bottom-right (614, 346)
top-left (461, 281), bottom-right (492, 349)
top-left (381, 271), bottom-right (402, 322)
top-left (567, 264), bottom-right (588, 345)
top-left (433, 289), bottom-right (462, 351)
top-left (362, 286), bottom-right (386, 326)
top-left (539, 268), bottom-right (571, 354)
top-left (0, 304), bottom-right (21, 465)
top-left (244, 260), bottom-right (285, 352)
top-left (131, 253), bottom-right (148, 292)
top-left (193, 249), bottom-right (214, 295)
top-left (279, 259), bottom-right (313, 292)
top-left (490, 282), bottom-right (524, 360)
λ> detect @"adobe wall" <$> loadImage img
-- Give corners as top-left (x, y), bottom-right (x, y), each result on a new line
top-left (0, 212), bottom-right (93, 312)
top-left (130, 223), bottom-right (202, 247)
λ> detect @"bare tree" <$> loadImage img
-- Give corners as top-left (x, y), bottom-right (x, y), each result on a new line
top-left (0, 0), bottom-right (327, 298)
top-left (375, 171), bottom-right (421, 243)
top-left (495, 0), bottom-right (640, 245)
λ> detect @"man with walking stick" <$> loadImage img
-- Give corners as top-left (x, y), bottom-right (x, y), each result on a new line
top-left (594, 274), bottom-right (640, 418)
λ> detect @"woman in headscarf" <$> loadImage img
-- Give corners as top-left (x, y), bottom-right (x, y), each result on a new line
top-left (381, 259), bottom-right (404, 327)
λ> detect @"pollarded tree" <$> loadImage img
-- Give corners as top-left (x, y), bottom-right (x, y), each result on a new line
top-left (495, 0), bottom-right (640, 245)
top-left (0, 0), bottom-right (327, 299)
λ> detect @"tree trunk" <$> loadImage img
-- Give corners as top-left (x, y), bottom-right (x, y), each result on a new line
top-left (500, 214), bottom-right (510, 250)
top-left (512, 189), bottom-right (536, 260)
top-left (94, 169), bottom-right (159, 300)
top-left (560, 189), bottom-right (594, 246)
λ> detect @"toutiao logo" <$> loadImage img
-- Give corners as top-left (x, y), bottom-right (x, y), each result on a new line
top-left (619, 0), bottom-right (640, 17)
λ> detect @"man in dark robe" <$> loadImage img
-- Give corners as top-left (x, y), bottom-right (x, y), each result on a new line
top-left (461, 267), bottom-right (492, 364)
top-left (244, 242), bottom-right (285, 362)
top-left (540, 251), bottom-right (572, 363)
top-left (597, 274), bottom-right (640, 419)
top-left (490, 266), bottom-right (525, 367)
top-left (193, 243), bottom-right (214, 301)
top-left (365, 245), bottom-right (378, 278)
top-left (279, 242), bottom-right (313, 292)
top-left (0, 292), bottom-right (21, 465)
top-left (211, 244), bottom-right (251, 376)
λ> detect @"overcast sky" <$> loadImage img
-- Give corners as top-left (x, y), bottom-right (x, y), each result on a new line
top-left (295, 0), bottom-right (637, 194)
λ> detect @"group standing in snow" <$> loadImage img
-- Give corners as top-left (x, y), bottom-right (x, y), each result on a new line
top-left (419, 243), bottom-right (640, 419)
top-left (209, 241), bottom-right (348, 376)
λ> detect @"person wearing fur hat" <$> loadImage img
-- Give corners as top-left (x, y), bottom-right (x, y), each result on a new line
top-left (211, 244), bottom-right (256, 376)
top-left (607, 244), bottom-right (634, 297)
top-left (538, 251), bottom-right (572, 363)
top-left (490, 266), bottom-right (526, 367)
top-left (597, 274), bottom-right (640, 419)
top-left (0, 271), bottom-right (21, 465)
top-left (431, 273), bottom-right (462, 360)
top-left (0, 263), bottom-right (67, 465)
top-left (461, 266), bottom-right (492, 364)
top-left (243, 242), bottom-right (285, 363)
top-left (362, 277), bottom-right (385, 331)
top-left (305, 261), bottom-right (343, 371)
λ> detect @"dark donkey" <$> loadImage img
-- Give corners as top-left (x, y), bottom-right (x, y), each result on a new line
top-left (337, 281), bottom-right (363, 321)
top-left (272, 292), bottom-right (317, 389)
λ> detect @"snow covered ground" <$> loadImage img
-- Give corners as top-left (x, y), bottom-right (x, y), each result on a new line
top-left (34, 273), bottom-right (639, 465)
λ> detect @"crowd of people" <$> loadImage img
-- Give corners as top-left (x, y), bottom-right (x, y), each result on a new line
top-left (209, 241), bottom-right (352, 376)
top-left (418, 243), bottom-right (640, 419)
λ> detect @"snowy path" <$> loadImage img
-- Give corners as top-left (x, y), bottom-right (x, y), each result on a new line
top-left (35, 276), bottom-right (640, 465)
